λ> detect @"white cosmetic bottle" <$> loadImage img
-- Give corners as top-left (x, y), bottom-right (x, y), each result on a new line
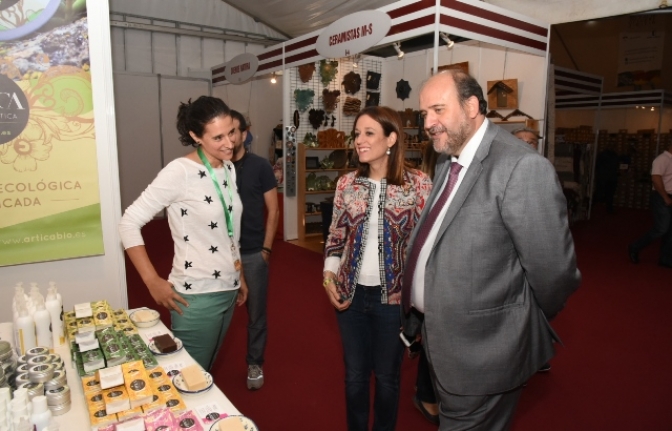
top-left (45, 283), bottom-right (64, 347)
top-left (30, 396), bottom-right (52, 431)
top-left (33, 299), bottom-right (53, 352)
top-left (15, 307), bottom-right (36, 355)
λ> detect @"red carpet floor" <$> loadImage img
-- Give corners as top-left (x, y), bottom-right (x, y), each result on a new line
top-left (126, 205), bottom-right (672, 430)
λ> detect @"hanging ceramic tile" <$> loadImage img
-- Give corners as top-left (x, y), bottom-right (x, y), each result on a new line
top-left (294, 89), bottom-right (315, 112)
top-left (341, 71), bottom-right (362, 94)
top-left (298, 63), bottom-right (316, 82)
top-left (319, 59), bottom-right (339, 86)
top-left (366, 71), bottom-right (381, 90)
top-left (322, 89), bottom-right (341, 113)
top-left (396, 79), bottom-right (411, 100)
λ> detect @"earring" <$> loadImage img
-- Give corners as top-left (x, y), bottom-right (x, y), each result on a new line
top-left (386, 148), bottom-right (391, 155)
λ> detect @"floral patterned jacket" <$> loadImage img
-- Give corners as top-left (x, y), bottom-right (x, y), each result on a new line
top-left (324, 169), bottom-right (432, 304)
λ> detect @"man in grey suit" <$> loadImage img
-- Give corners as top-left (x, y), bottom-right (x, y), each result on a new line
top-left (402, 70), bottom-right (580, 430)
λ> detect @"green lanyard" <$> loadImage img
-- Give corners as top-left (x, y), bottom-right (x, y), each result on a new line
top-left (197, 147), bottom-right (234, 237)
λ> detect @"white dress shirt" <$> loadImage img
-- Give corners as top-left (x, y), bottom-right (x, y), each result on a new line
top-left (411, 119), bottom-right (489, 312)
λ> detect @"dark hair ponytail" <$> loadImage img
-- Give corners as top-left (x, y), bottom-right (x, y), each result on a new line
top-left (176, 96), bottom-right (231, 147)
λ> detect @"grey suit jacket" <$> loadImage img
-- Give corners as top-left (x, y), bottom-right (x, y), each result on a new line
top-left (419, 121), bottom-right (580, 395)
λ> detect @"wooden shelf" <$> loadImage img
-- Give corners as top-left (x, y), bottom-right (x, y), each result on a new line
top-left (492, 119), bottom-right (539, 130)
top-left (297, 144), bottom-right (426, 241)
top-left (298, 144), bottom-right (336, 241)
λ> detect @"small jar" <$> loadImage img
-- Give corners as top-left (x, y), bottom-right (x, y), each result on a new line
top-left (46, 385), bottom-right (71, 416)
top-left (14, 372), bottom-right (30, 387)
top-left (19, 381), bottom-right (44, 400)
top-left (27, 355), bottom-right (50, 367)
top-left (44, 370), bottom-right (67, 391)
top-left (0, 341), bottom-right (12, 362)
top-left (28, 363), bottom-right (55, 383)
top-left (25, 347), bottom-right (50, 359)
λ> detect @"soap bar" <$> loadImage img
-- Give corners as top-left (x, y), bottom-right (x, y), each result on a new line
top-left (153, 334), bottom-right (177, 353)
top-left (215, 418), bottom-right (247, 431)
top-left (103, 386), bottom-right (131, 415)
top-left (180, 364), bottom-right (207, 391)
top-left (115, 417), bottom-right (145, 431)
top-left (75, 302), bottom-right (93, 319)
top-left (133, 310), bottom-right (154, 322)
top-left (98, 365), bottom-right (124, 389)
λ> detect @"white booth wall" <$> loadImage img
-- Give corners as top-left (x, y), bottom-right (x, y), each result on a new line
top-left (109, 9), bottom-right (282, 211)
top-left (380, 41), bottom-right (548, 125)
top-left (212, 77), bottom-right (284, 162)
top-left (1, 3), bottom-right (125, 319)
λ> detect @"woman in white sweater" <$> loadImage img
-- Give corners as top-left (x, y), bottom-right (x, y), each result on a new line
top-left (119, 96), bottom-right (248, 370)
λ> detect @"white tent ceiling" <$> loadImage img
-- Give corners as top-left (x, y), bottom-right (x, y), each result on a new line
top-left (220, 0), bottom-right (666, 38)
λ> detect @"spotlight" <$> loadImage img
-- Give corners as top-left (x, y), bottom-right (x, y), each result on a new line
top-left (393, 42), bottom-right (404, 59)
top-left (440, 32), bottom-right (455, 49)
top-left (270, 72), bottom-right (277, 84)
top-left (651, 107), bottom-right (655, 111)
top-left (352, 54), bottom-right (361, 68)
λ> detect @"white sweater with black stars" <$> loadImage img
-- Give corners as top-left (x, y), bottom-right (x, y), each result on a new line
top-left (119, 157), bottom-right (243, 294)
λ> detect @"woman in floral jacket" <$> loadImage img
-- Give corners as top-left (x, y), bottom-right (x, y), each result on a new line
top-left (323, 106), bottom-right (432, 431)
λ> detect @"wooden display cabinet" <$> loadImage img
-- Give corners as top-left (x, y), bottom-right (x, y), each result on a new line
top-left (297, 144), bottom-right (355, 242)
top-left (296, 138), bottom-right (430, 242)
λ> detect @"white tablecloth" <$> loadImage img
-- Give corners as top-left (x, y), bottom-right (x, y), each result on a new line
top-left (52, 316), bottom-right (240, 430)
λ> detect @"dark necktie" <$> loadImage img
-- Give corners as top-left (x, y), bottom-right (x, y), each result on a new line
top-left (402, 162), bottom-right (462, 313)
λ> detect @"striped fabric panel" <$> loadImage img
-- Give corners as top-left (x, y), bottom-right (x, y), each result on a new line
top-left (554, 66), bottom-right (603, 96)
top-left (212, 0), bottom-right (550, 84)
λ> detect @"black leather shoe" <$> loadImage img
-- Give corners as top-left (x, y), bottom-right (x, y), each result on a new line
top-left (413, 394), bottom-right (439, 426)
top-left (628, 246), bottom-right (639, 264)
top-left (537, 362), bottom-right (551, 372)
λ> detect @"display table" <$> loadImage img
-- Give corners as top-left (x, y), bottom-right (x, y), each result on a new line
top-left (48, 316), bottom-right (240, 430)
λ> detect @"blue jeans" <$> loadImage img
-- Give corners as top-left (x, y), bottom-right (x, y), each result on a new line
top-left (630, 192), bottom-right (672, 265)
top-left (242, 252), bottom-right (269, 365)
top-left (336, 286), bottom-right (404, 431)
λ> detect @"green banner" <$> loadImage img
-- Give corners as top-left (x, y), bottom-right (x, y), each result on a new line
top-left (0, 0), bottom-right (103, 267)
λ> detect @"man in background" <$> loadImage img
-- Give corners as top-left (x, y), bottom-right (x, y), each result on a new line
top-left (512, 127), bottom-right (540, 151)
top-left (230, 110), bottom-right (280, 389)
top-left (628, 140), bottom-right (672, 268)
top-left (594, 142), bottom-right (620, 214)
top-left (404, 70), bottom-right (580, 429)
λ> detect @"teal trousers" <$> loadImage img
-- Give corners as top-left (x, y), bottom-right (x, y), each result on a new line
top-left (170, 289), bottom-right (238, 371)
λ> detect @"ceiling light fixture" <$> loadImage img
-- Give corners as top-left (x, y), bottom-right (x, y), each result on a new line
top-left (270, 72), bottom-right (277, 84)
top-left (393, 42), bottom-right (404, 59)
top-left (440, 32), bottom-right (455, 49)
